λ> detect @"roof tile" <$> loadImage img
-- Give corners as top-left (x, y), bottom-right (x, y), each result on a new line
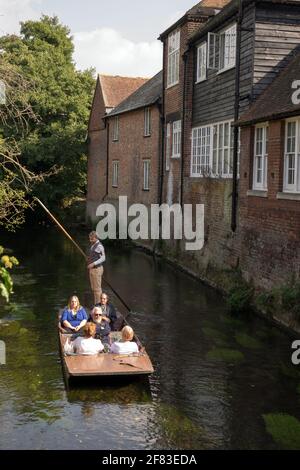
top-left (239, 51), bottom-right (300, 126)
top-left (99, 75), bottom-right (149, 108)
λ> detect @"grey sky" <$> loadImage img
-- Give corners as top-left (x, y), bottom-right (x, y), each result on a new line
top-left (35, 0), bottom-right (194, 40)
top-left (0, 0), bottom-right (197, 76)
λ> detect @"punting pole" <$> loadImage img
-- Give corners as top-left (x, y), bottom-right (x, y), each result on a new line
top-left (34, 197), bottom-right (131, 313)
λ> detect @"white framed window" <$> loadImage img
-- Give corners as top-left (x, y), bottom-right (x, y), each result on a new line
top-left (219, 24), bottom-right (236, 72)
top-left (112, 161), bottom-right (119, 187)
top-left (144, 107), bottom-right (151, 136)
top-left (208, 24), bottom-right (236, 73)
top-left (143, 160), bottom-right (150, 191)
top-left (196, 42), bottom-right (207, 83)
top-left (113, 116), bottom-right (119, 141)
top-left (212, 121), bottom-right (234, 177)
top-left (172, 120), bottom-right (181, 158)
top-left (191, 120), bottom-right (235, 178)
top-left (191, 126), bottom-right (211, 177)
top-left (167, 30), bottom-right (180, 88)
top-left (284, 118), bottom-right (300, 193)
top-left (253, 124), bottom-right (268, 190)
top-left (166, 123), bottom-right (171, 171)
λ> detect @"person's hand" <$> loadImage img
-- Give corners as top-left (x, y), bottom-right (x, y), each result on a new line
top-left (87, 263), bottom-right (94, 270)
top-left (74, 326), bottom-right (80, 332)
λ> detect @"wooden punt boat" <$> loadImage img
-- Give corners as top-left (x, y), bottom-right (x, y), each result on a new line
top-left (58, 310), bottom-right (154, 381)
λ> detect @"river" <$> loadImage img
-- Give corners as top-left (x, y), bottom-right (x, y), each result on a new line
top-left (0, 226), bottom-right (300, 450)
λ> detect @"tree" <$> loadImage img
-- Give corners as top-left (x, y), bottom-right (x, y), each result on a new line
top-left (0, 15), bottom-right (95, 210)
top-left (0, 245), bottom-right (19, 302)
top-left (0, 57), bottom-right (44, 230)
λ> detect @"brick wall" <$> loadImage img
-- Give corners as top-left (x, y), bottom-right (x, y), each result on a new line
top-left (162, 19), bottom-right (208, 206)
top-left (107, 105), bottom-right (161, 207)
top-left (87, 78), bottom-right (107, 222)
top-left (239, 121), bottom-right (300, 289)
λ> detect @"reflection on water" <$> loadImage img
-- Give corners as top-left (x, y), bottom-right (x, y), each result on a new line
top-left (0, 226), bottom-right (300, 449)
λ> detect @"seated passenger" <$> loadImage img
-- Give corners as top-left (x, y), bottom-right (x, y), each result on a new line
top-left (95, 293), bottom-right (117, 330)
top-left (61, 295), bottom-right (88, 332)
top-left (70, 322), bottom-right (104, 355)
top-left (88, 306), bottom-right (111, 344)
top-left (110, 326), bottom-right (139, 355)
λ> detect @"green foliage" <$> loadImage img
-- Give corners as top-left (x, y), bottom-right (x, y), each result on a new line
top-left (257, 280), bottom-right (300, 319)
top-left (263, 413), bottom-right (300, 449)
top-left (281, 282), bottom-right (300, 316)
top-left (157, 403), bottom-right (211, 449)
top-left (279, 361), bottom-right (300, 380)
top-left (227, 272), bottom-right (254, 314)
top-left (202, 327), bottom-right (229, 347)
top-left (0, 245), bottom-right (19, 302)
top-left (235, 332), bottom-right (263, 350)
top-left (0, 15), bottom-right (95, 210)
top-left (206, 348), bottom-right (245, 363)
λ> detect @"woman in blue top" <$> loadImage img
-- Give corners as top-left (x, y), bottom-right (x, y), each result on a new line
top-left (61, 295), bottom-right (88, 332)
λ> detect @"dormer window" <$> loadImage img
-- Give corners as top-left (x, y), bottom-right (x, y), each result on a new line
top-left (167, 30), bottom-right (180, 87)
top-left (208, 23), bottom-right (237, 73)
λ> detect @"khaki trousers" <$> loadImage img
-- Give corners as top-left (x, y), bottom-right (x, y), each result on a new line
top-left (89, 266), bottom-right (103, 304)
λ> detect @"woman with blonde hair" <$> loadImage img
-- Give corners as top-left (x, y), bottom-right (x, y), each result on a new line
top-left (110, 326), bottom-right (139, 355)
top-left (61, 295), bottom-right (88, 332)
top-left (67, 322), bottom-right (104, 355)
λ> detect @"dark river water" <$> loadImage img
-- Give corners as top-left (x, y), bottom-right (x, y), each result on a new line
top-left (0, 226), bottom-right (300, 450)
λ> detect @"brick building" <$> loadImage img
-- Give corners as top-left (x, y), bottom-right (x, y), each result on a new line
top-left (238, 53), bottom-right (300, 289)
top-left (158, 0), bottom-right (300, 291)
top-left (105, 71), bottom-right (163, 209)
top-left (87, 74), bottom-right (148, 222)
top-left (86, 0), bottom-right (300, 321)
top-left (159, 1), bottom-right (230, 207)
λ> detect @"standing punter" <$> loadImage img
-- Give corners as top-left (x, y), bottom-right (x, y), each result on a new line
top-left (87, 231), bottom-right (106, 304)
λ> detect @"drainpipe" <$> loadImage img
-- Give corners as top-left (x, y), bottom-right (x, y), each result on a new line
top-left (159, 58), bottom-right (166, 206)
top-left (180, 52), bottom-right (188, 208)
top-left (104, 118), bottom-right (110, 201)
top-left (231, 0), bottom-right (243, 232)
top-left (158, 100), bottom-right (164, 206)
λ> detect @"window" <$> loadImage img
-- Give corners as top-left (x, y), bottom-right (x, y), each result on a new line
top-left (191, 126), bottom-right (211, 177)
top-left (208, 23), bottom-right (236, 72)
top-left (172, 121), bottom-right (181, 158)
top-left (166, 123), bottom-right (171, 171)
top-left (191, 120), bottom-right (234, 178)
top-left (219, 24), bottom-right (237, 71)
top-left (112, 161), bottom-right (119, 187)
top-left (253, 124), bottom-right (268, 190)
top-left (143, 160), bottom-right (150, 190)
top-left (284, 118), bottom-right (300, 193)
top-left (167, 30), bottom-right (180, 87)
top-left (196, 42), bottom-right (207, 83)
top-left (113, 116), bottom-right (119, 141)
top-left (144, 107), bottom-right (151, 136)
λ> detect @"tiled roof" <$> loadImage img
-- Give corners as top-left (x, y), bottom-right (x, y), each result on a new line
top-left (107, 71), bottom-right (163, 118)
top-left (99, 75), bottom-right (149, 109)
top-left (238, 51), bottom-right (300, 126)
